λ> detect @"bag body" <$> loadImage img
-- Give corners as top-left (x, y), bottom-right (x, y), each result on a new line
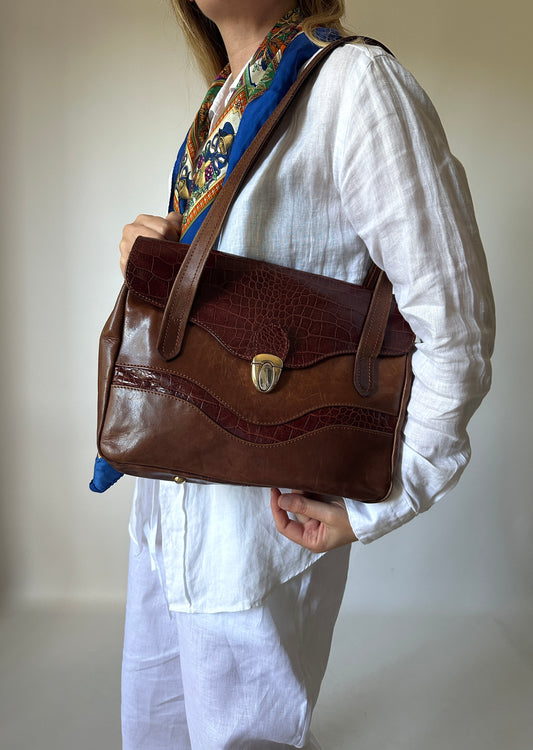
top-left (97, 237), bottom-right (414, 502)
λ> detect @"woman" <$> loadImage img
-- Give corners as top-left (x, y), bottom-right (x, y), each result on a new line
top-left (118, 2), bottom-right (495, 748)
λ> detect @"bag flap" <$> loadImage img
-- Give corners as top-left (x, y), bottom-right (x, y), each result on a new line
top-left (125, 237), bottom-right (414, 367)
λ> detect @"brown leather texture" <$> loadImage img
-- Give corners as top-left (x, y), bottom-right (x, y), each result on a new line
top-left (112, 366), bottom-right (397, 443)
top-left (127, 237), bottom-right (413, 365)
top-left (98, 244), bottom-right (414, 502)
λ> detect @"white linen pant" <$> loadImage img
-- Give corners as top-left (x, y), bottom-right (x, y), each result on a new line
top-left (121, 540), bottom-right (350, 749)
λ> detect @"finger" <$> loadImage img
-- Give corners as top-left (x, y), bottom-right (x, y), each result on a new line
top-left (166, 210), bottom-right (183, 230)
top-left (119, 226), bottom-right (167, 277)
top-left (288, 489), bottom-right (311, 523)
top-left (120, 224), bottom-right (171, 249)
top-left (271, 489), bottom-right (357, 552)
top-left (119, 213), bottom-right (182, 277)
top-left (276, 491), bottom-right (339, 526)
top-left (270, 489), bottom-right (320, 546)
top-left (130, 214), bottom-right (181, 241)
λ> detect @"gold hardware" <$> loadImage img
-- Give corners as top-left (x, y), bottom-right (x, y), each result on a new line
top-left (174, 476), bottom-right (186, 484)
top-left (251, 354), bottom-right (283, 393)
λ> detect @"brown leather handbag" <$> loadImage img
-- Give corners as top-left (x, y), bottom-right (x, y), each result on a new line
top-left (96, 38), bottom-right (415, 502)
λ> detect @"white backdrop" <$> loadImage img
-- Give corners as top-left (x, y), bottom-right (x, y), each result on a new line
top-left (1, 0), bottom-right (531, 623)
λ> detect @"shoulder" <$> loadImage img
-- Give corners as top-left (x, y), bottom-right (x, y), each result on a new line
top-left (328, 39), bottom-right (393, 69)
top-left (314, 40), bottom-right (433, 109)
top-left (312, 39), bottom-right (397, 82)
top-left (311, 39), bottom-right (444, 138)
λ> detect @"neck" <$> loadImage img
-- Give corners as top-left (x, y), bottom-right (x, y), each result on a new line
top-left (215, 4), bottom-right (298, 76)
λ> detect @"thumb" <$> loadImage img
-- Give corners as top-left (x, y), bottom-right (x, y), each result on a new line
top-left (277, 491), bottom-right (332, 523)
top-left (166, 210), bottom-right (183, 226)
top-left (165, 210), bottom-right (183, 238)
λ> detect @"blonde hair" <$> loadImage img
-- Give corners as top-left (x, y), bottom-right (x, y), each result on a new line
top-left (170, 2), bottom-right (350, 82)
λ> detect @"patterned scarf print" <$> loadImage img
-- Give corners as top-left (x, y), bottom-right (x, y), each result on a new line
top-left (174, 7), bottom-right (304, 238)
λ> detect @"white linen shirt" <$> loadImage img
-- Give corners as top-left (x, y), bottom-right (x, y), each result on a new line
top-left (129, 42), bottom-right (495, 613)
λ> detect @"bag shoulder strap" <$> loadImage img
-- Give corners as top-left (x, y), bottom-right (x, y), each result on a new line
top-left (157, 35), bottom-right (394, 397)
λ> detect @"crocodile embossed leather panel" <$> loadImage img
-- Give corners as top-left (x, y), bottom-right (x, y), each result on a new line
top-left (126, 237), bottom-right (414, 367)
top-left (113, 364), bottom-right (396, 443)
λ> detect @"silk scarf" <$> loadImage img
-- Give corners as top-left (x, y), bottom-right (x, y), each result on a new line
top-left (174, 8), bottom-right (303, 238)
top-left (168, 9), bottom-right (337, 243)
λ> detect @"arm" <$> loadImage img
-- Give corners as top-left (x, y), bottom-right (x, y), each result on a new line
top-left (340, 52), bottom-right (495, 544)
top-left (273, 48), bottom-right (495, 548)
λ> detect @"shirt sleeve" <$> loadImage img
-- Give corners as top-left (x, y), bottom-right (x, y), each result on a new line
top-left (336, 50), bottom-right (495, 544)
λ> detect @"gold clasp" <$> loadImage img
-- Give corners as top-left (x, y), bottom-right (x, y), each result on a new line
top-left (251, 354), bottom-right (283, 393)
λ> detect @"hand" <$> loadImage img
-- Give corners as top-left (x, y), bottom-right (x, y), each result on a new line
top-left (119, 211), bottom-right (183, 276)
top-left (270, 488), bottom-right (357, 553)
